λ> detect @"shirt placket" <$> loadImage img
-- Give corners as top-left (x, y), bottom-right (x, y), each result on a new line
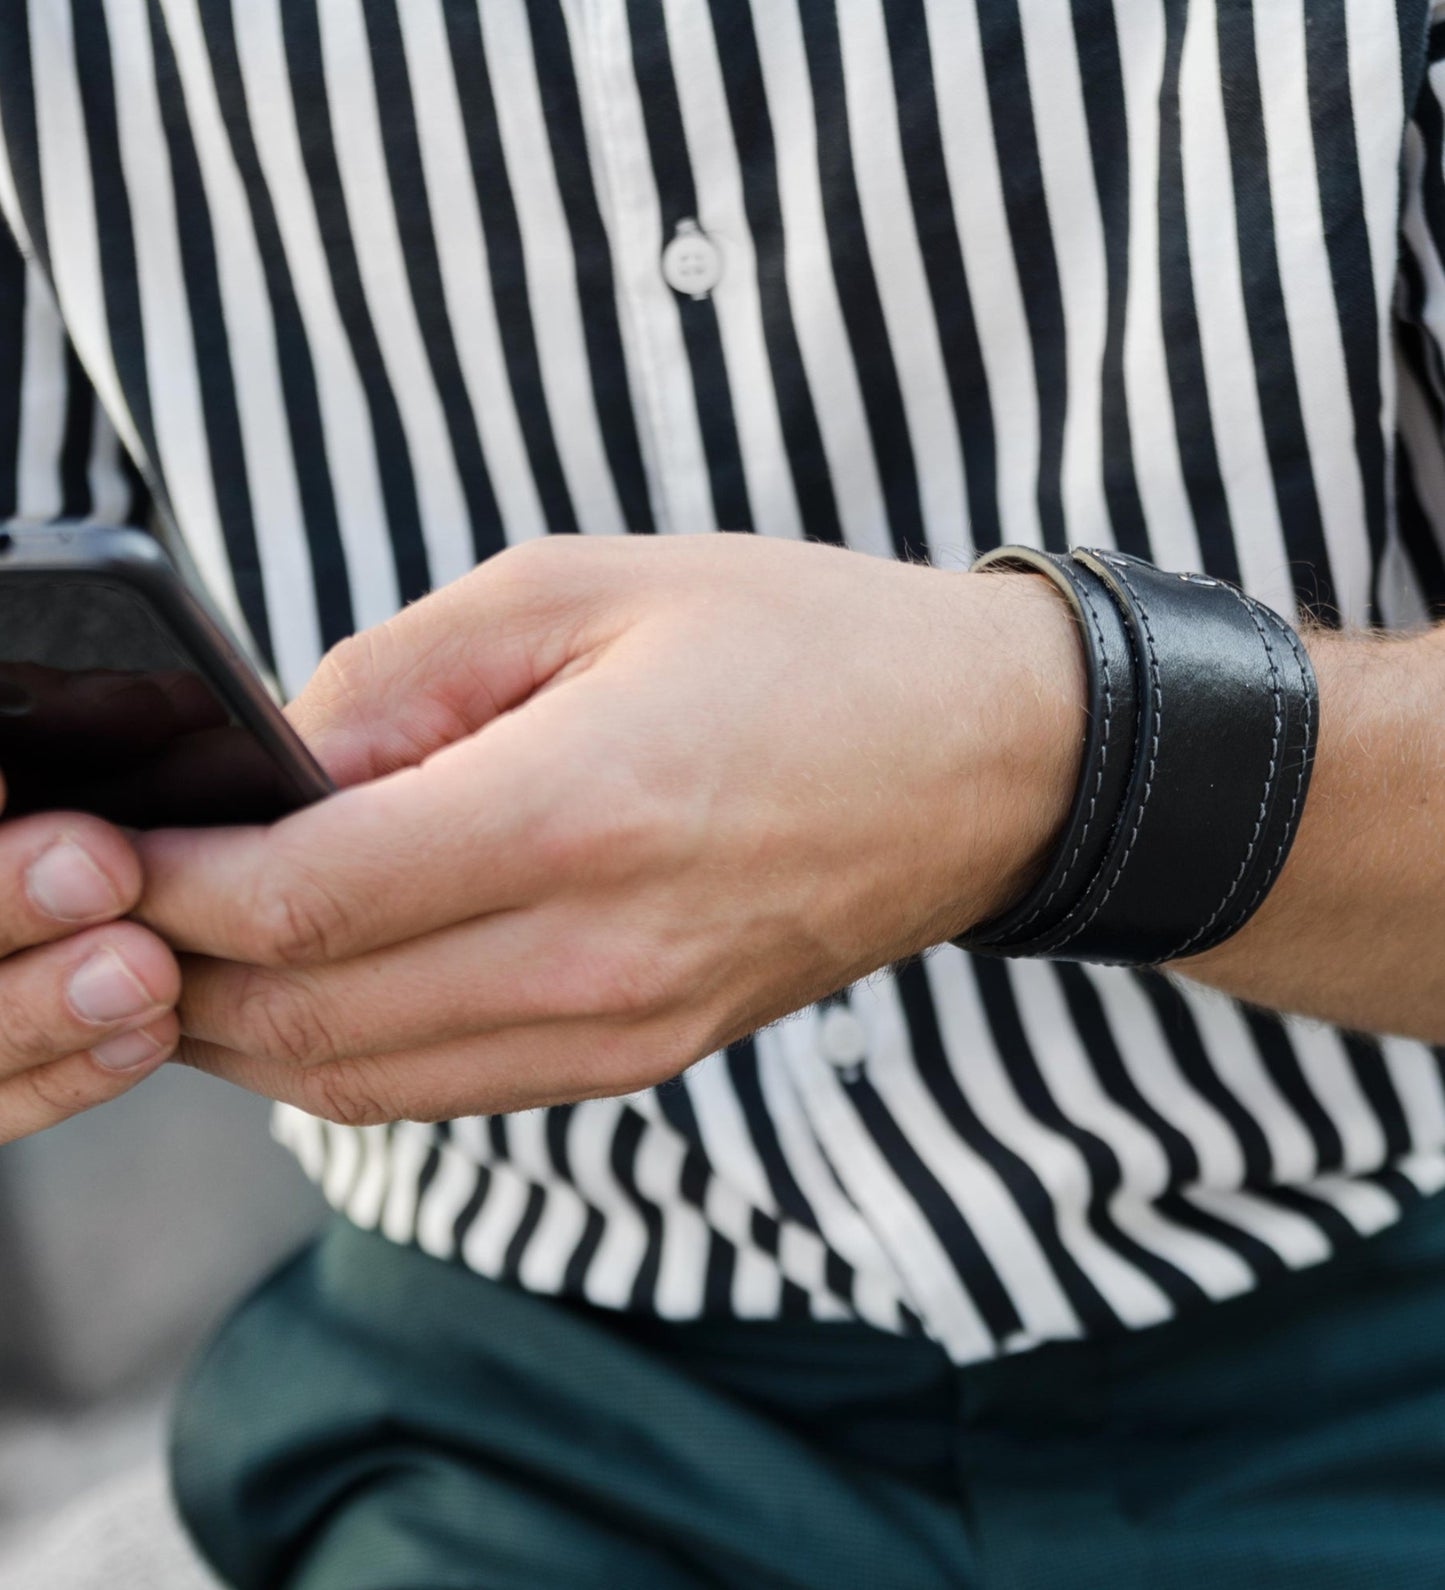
top-left (569, 0), bottom-right (718, 536)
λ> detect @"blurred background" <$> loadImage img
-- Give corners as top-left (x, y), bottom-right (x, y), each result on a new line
top-left (0, 1065), bottom-right (324, 1587)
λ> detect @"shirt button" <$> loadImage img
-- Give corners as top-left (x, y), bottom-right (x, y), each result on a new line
top-left (817, 1004), bottom-right (868, 1069)
top-left (662, 218), bottom-right (723, 300)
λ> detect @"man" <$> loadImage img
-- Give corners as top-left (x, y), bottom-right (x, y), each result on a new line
top-left (2, 1), bottom-right (1444, 1585)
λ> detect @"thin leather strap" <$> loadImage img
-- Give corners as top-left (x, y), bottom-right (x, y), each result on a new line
top-left (964, 547), bottom-right (1139, 950)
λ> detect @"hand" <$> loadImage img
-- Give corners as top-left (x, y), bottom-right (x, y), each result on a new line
top-left (0, 800), bottom-right (179, 1144)
top-left (136, 536), bottom-right (1082, 1127)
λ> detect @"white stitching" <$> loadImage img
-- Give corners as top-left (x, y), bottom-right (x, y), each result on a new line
top-left (1201, 604), bottom-right (1313, 948)
top-left (1162, 588), bottom-right (1281, 961)
top-left (1011, 566), bottom-right (1114, 932)
top-left (1034, 557), bottom-right (1160, 955)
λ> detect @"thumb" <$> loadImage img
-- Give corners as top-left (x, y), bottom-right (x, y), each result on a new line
top-left (284, 544), bottom-right (607, 786)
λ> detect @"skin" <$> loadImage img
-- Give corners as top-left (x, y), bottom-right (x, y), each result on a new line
top-left (7, 534), bottom-right (1442, 1138)
top-left (134, 535), bottom-right (1086, 1128)
top-left (1179, 619), bottom-right (1445, 1039)
top-left (0, 798), bottom-right (180, 1146)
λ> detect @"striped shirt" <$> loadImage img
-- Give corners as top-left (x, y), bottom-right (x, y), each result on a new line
top-left (3, 0), bottom-right (1445, 1363)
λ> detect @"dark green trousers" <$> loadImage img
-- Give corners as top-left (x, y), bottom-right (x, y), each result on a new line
top-left (172, 1192), bottom-right (1445, 1589)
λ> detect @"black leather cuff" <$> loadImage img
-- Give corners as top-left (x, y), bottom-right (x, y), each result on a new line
top-left (958, 547), bottom-right (1319, 967)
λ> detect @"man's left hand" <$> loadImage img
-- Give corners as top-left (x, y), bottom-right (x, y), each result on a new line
top-left (136, 534), bottom-right (1082, 1126)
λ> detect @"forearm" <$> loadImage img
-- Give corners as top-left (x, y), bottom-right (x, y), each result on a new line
top-left (1172, 622), bottom-right (1445, 1041)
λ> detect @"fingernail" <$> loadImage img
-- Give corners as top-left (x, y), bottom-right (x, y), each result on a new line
top-left (90, 1028), bottom-right (165, 1072)
top-left (27, 839), bottom-right (122, 922)
top-left (68, 950), bottom-right (157, 1024)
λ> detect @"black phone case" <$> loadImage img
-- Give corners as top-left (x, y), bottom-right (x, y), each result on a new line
top-left (0, 523), bottom-right (334, 815)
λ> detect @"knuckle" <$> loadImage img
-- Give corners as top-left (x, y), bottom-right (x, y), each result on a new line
top-left (570, 942), bottom-right (677, 1021)
top-left (233, 970), bottom-right (336, 1068)
top-left (533, 784), bottom-right (664, 882)
top-left (299, 1062), bottom-right (393, 1129)
top-left (653, 1011), bottom-right (715, 1080)
top-left (4, 996), bottom-right (62, 1066)
top-left (249, 864), bottom-right (352, 968)
top-left (23, 1059), bottom-right (94, 1119)
top-left (311, 629), bottom-right (385, 714)
top-left (486, 534), bottom-right (570, 590)
top-left (473, 543), bottom-right (553, 625)
top-left (529, 806), bottom-right (590, 879)
top-left (479, 538), bottom-right (606, 647)
top-left (584, 1023), bottom-right (691, 1098)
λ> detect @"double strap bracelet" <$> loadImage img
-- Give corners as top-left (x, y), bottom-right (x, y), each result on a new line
top-left (957, 547), bottom-right (1319, 968)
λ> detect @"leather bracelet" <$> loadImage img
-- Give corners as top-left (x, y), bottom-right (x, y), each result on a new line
top-left (958, 547), bottom-right (1319, 967)
top-left (962, 546), bottom-right (1139, 950)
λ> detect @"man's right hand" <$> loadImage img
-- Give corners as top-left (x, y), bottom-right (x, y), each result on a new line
top-left (0, 792), bottom-right (179, 1145)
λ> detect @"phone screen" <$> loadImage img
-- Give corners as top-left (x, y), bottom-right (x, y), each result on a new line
top-left (0, 577), bottom-right (317, 826)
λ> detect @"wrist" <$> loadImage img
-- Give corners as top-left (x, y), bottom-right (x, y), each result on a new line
top-left (1177, 621), bottom-right (1440, 980)
top-left (926, 568), bottom-right (1086, 936)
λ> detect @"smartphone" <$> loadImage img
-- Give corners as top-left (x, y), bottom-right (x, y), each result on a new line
top-left (0, 524), bottom-right (333, 827)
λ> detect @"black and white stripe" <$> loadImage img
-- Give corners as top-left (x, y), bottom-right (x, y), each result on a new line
top-left (5, 0), bottom-right (1445, 1365)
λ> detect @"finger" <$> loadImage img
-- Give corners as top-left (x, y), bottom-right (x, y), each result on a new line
top-left (177, 897), bottom-right (709, 1065)
top-left (0, 1013), bottom-right (179, 1147)
top-left (135, 676), bottom-right (633, 966)
top-left (0, 811), bottom-right (145, 956)
top-left (176, 1008), bottom-right (696, 1128)
top-left (284, 536), bottom-right (620, 785)
top-left (0, 919), bottom-right (181, 1084)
